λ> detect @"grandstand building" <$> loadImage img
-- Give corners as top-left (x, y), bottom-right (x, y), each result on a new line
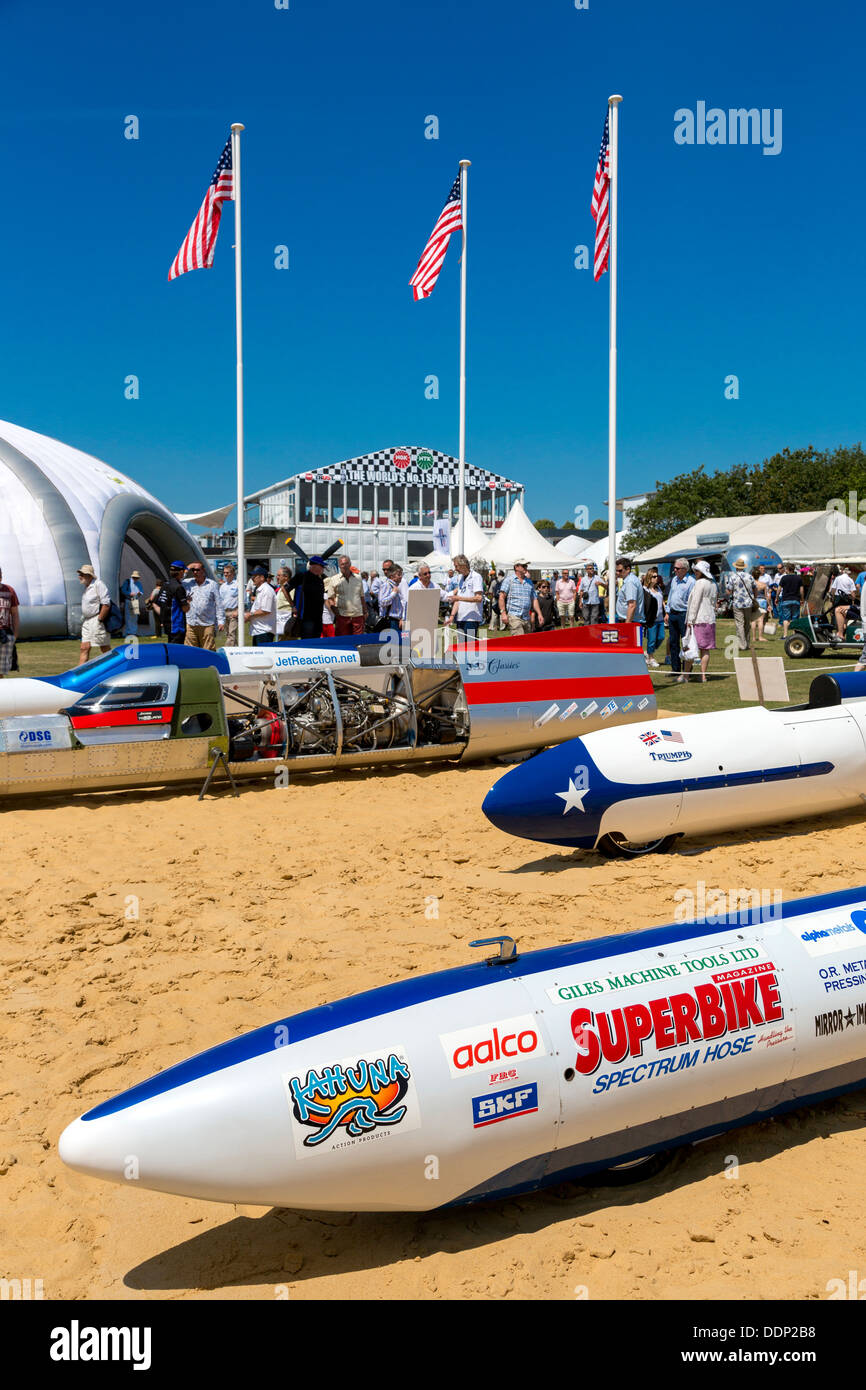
top-left (229, 446), bottom-right (524, 573)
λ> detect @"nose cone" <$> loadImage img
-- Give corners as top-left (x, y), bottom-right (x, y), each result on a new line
top-left (58, 1115), bottom-right (122, 1183)
top-left (483, 739), bottom-right (607, 849)
top-left (57, 1024), bottom-right (301, 1207)
top-left (58, 1083), bottom-right (285, 1204)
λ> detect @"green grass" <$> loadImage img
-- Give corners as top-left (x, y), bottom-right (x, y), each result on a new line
top-left (485, 619), bottom-right (859, 714)
top-left (644, 619), bottom-right (857, 714)
top-left (8, 636), bottom-right (173, 679)
top-left (10, 622), bottom-right (858, 714)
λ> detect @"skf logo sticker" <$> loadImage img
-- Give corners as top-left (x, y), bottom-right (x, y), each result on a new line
top-left (472, 1082), bottom-right (539, 1128)
top-left (440, 1015), bottom-right (544, 1078)
top-left (18, 729), bottom-right (52, 744)
top-left (601, 630), bottom-right (619, 643)
top-left (285, 1048), bottom-right (420, 1158)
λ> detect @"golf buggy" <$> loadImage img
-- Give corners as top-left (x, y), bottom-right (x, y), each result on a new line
top-left (784, 564), bottom-right (865, 658)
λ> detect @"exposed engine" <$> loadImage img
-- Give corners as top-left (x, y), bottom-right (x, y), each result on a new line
top-left (280, 675), bottom-right (412, 755)
top-left (226, 668), bottom-right (468, 764)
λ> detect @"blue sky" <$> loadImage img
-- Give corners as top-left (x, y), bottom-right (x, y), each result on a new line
top-left (1, 0), bottom-right (863, 528)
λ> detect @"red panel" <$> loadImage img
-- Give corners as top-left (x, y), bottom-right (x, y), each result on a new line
top-left (487, 625), bottom-right (643, 654)
top-left (70, 706), bottom-right (173, 730)
top-left (464, 676), bottom-right (653, 706)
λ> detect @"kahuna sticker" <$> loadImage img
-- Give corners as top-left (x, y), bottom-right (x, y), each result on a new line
top-left (285, 1047), bottom-right (420, 1158)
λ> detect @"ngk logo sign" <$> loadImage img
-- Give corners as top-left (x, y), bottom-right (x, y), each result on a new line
top-left (439, 1014), bottom-right (543, 1078)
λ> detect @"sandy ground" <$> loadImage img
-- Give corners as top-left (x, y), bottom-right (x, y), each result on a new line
top-left (2, 739), bottom-right (865, 1302)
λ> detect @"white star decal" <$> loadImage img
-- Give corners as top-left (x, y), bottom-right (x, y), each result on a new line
top-left (555, 779), bottom-right (588, 814)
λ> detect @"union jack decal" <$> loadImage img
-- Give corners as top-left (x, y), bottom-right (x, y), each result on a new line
top-left (640, 730), bottom-right (660, 745)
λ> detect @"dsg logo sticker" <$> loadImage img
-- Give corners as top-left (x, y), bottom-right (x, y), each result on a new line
top-left (439, 1015), bottom-right (543, 1078)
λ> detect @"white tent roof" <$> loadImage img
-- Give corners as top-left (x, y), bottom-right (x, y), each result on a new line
top-left (554, 532), bottom-right (594, 557)
top-left (561, 530), bottom-right (626, 569)
top-left (476, 498), bottom-right (565, 567)
top-left (636, 512), bottom-right (866, 565)
top-left (176, 503), bottom-right (235, 529)
top-left (416, 508), bottom-right (489, 567)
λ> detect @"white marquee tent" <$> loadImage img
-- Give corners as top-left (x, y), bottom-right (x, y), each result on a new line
top-left (636, 512), bottom-right (866, 566)
top-left (554, 532), bottom-right (593, 558)
top-left (475, 498), bottom-right (565, 568)
top-left (559, 530), bottom-right (626, 569)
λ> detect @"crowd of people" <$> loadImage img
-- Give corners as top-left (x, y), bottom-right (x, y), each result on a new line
top-left (3, 551), bottom-right (866, 676)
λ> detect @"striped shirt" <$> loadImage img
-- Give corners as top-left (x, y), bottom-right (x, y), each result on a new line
top-left (501, 575), bottom-right (536, 619)
top-left (184, 578), bottom-right (225, 627)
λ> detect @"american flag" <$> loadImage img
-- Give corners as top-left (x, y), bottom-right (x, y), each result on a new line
top-left (409, 174), bottom-right (463, 301)
top-left (168, 137), bottom-right (233, 282)
top-left (591, 113), bottom-right (610, 281)
top-left (660, 728), bottom-right (685, 744)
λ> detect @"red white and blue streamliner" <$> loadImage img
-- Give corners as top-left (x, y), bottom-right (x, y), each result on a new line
top-left (483, 669), bottom-right (866, 858)
top-left (60, 884), bottom-right (866, 1210)
top-left (0, 627), bottom-right (654, 799)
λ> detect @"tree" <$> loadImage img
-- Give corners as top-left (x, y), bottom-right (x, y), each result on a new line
top-left (560, 520), bottom-right (577, 531)
top-left (589, 518), bottom-right (608, 531)
top-left (621, 444), bottom-right (866, 551)
top-left (534, 518), bottom-right (557, 530)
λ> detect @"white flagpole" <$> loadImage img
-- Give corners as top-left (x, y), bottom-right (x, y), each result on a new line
top-left (456, 159), bottom-right (470, 556)
top-left (231, 122), bottom-right (246, 645)
top-left (607, 96), bottom-right (622, 623)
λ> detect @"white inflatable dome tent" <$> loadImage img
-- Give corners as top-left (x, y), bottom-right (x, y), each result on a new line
top-left (0, 419), bottom-right (209, 639)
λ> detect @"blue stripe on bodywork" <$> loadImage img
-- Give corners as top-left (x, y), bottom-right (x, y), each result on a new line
top-left (482, 736), bottom-right (835, 850)
top-left (83, 882), bottom-right (866, 1120)
top-left (35, 634), bottom-right (387, 696)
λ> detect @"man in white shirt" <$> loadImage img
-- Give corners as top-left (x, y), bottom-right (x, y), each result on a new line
top-left (444, 553), bottom-right (484, 635)
top-left (831, 567), bottom-right (857, 640)
top-left (77, 564), bottom-right (112, 664)
top-left (247, 566), bottom-right (277, 645)
top-left (219, 563), bottom-right (240, 644)
top-left (409, 564), bottom-right (439, 591)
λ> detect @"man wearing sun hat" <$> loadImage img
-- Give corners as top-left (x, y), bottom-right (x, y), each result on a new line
top-left (247, 566), bottom-right (278, 645)
top-left (726, 556), bottom-right (757, 652)
top-left (77, 564), bottom-right (112, 664)
top-left (120, 569), bottom-right (147, 637)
